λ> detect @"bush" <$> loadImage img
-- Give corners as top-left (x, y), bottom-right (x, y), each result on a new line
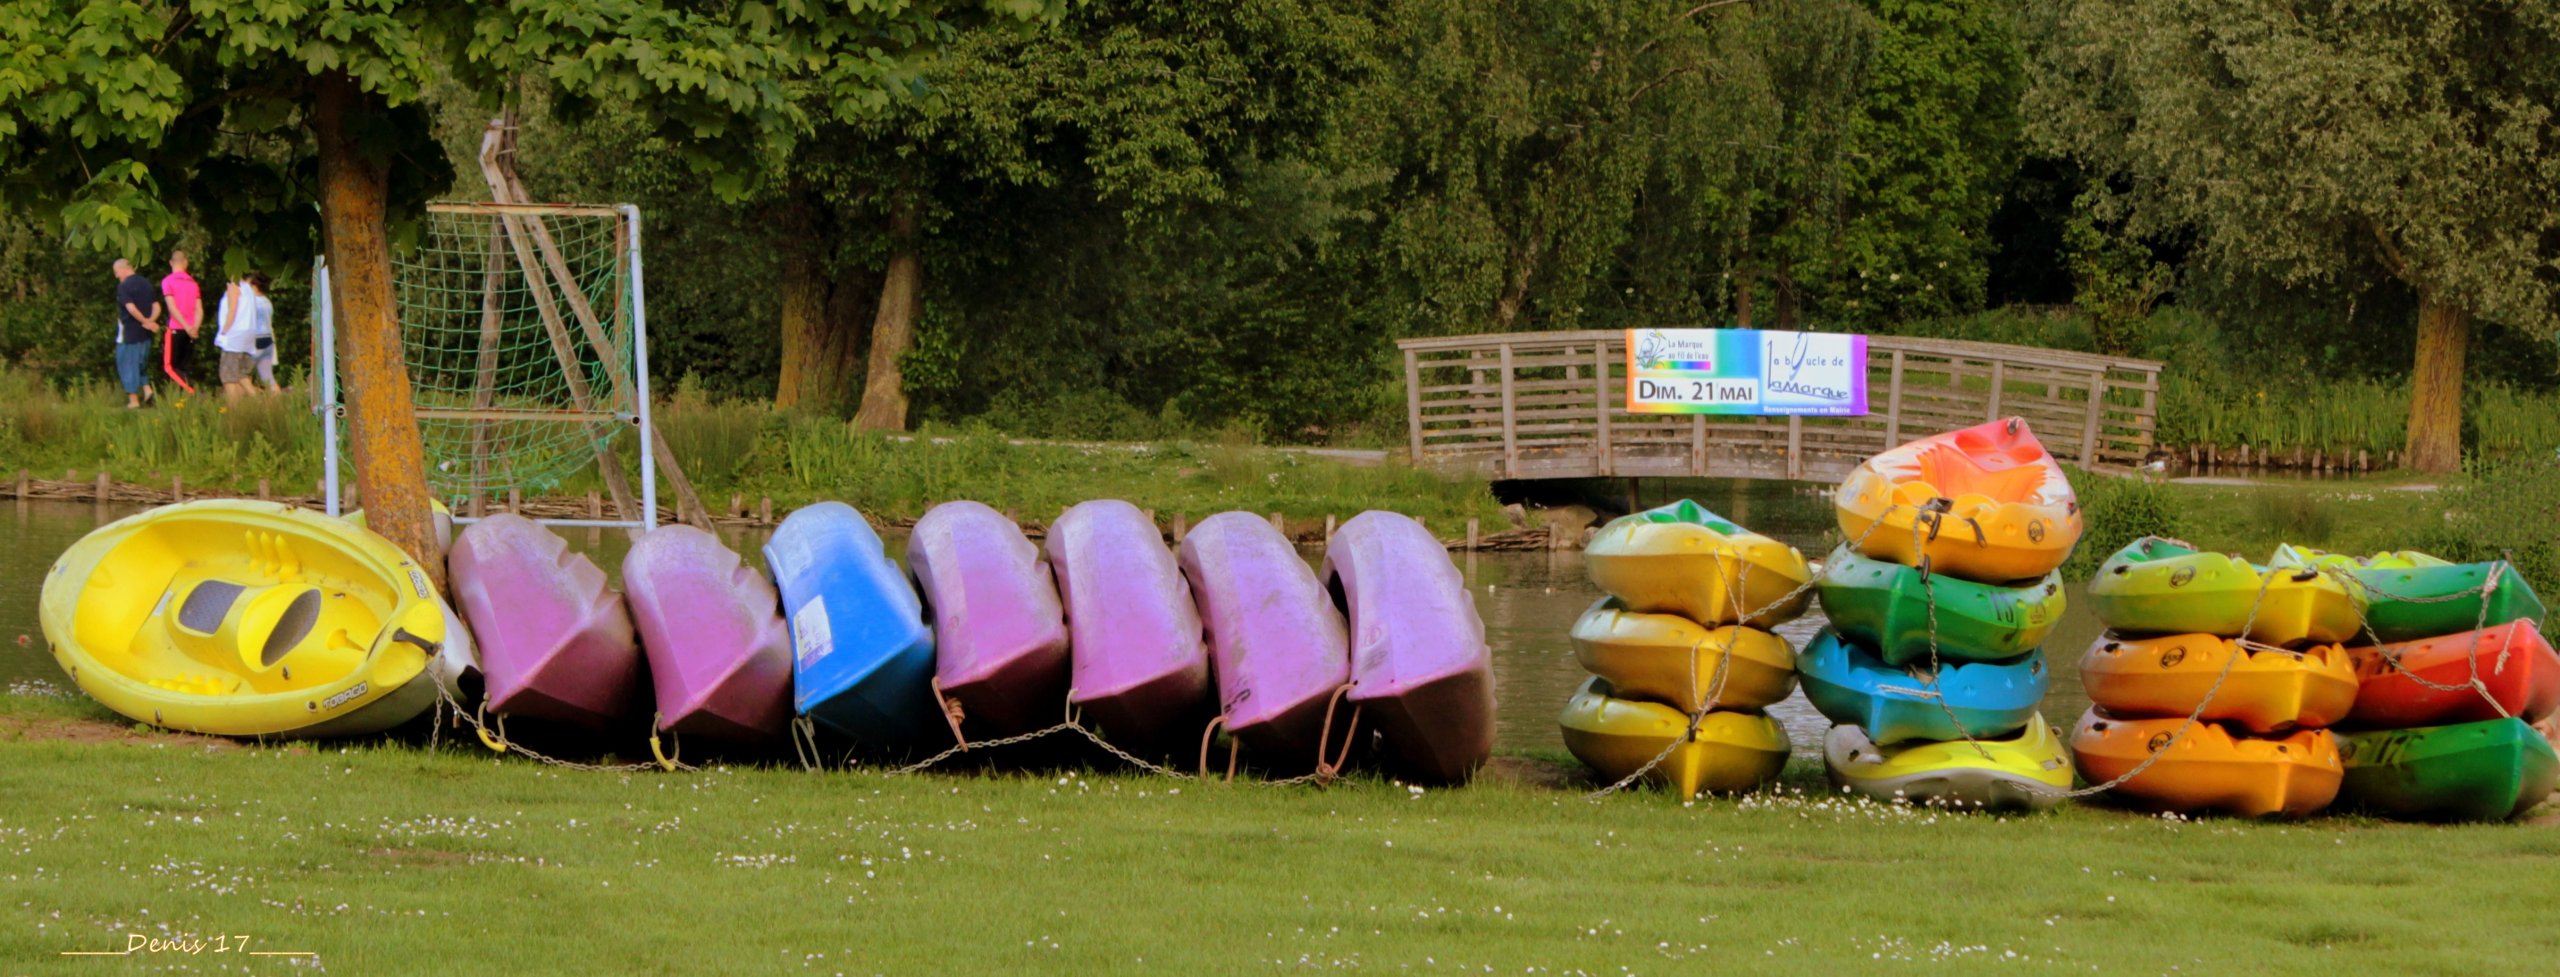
top-left (2414, 455), bottom-right (2560, 591)
top-left (2064, 466), bottom-right (2183, 579)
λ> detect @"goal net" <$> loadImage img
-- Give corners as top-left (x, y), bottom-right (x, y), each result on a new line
top-left (315, 202), bottom-right (659, 528)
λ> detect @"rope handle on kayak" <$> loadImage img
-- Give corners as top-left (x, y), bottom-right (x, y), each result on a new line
top-left (1197, 715), bottom-right (1239, 782)
top-left (648, 714), bottom-right (685, 772)
top-left (930, 676), bottom-right (970, 750)
top-left (1310, 684), bottom-right (1364, 785)
top-left (474, 700), bottom-right (507, 754)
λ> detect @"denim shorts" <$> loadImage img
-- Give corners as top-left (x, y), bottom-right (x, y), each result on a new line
top-left (115, 340), bottom-right (152, 394)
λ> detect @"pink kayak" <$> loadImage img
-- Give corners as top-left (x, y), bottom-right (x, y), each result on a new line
top-left (446, 514), bottom-right (641, 729)
top-left (1047, 500), bottom-right (1210, 746)
top-left (623, 525), bottom-right (794, 740)
top-left (1177, 512), bottom-right (1350, 765)
top-left (908, 501), bottom-right (1071, 736)
top-left (1324, 511), bottom-right (1494, 783)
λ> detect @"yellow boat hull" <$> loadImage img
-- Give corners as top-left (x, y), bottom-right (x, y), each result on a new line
top-left (1569, 598), bottom-right (1796, 712)
top-left (1583, 501), bottom-right (1812, 628)
top-left (1824, 714), bottom-right (2073, 812)
top-left (1834, 418), bottom-right (2082, 584)
top-left (1559, 677), bottom-right (1789, 798)
top-left (39, 500), bottom-right (450, 737)
top-left (2079, 634), bottom-right (2358, 733)
top-left (2071, 709), bottom-right (2342, 817)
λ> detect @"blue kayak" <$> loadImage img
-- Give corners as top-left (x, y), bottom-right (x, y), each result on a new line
top-left (1800, 628), bottom-right (2049, 744)
top-left (764, 502), bottom-right (942, 746)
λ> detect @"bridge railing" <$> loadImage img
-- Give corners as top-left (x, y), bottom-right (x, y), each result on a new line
top-left (1398, 330), bottom-right (2162, 482)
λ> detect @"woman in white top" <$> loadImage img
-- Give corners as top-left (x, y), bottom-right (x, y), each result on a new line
top-left (213, 274), bottom-right (278, 397)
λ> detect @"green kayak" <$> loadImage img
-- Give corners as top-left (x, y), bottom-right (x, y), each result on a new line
top-left (2087, 537), bottom-right (2365, 644)
top-left (2269, 545), bottom-right (2546, 643)
top-left (1815, 544), bottom-right (2063, 666)
top-left (2335, 718), bottom-right (2560, 822)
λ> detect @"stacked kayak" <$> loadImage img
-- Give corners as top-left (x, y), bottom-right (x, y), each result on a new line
top-left (2078, 537), bottom-right (2358, 816)
top-left (2268, 546), bottom-right (2560, 821)
top-left (767, 502), bottom-right (940, 747)
top-left (39, 500), bottom-right (454, 737)
top-left (909, 501), bottom-right (1071, 737)
top-left (1814, 419), bottom-right (2078, 812)
top-left (1562, 500), bottom-right (1810, 798)
top-left (1324, 511), bottom-right (1495, 783)
top-left (1048, 500), bottom-right (1210, 748)
top-left (1179, 512), bottom-right (1351, 768)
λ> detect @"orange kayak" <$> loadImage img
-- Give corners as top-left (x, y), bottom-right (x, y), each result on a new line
top-left (2071, 710), bottom-right (2343, 817)
top-left (2078, 634), bottom-right (2358, 733)
top-left (1835, 418), bottom-right (2081, 584)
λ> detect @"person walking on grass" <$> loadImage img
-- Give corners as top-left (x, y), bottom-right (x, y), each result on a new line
top-left (111, 259), bottom-right (161, 409)
top-left (160, 250), bottom-right (203, 398)
top-left (214, 272), bottom-right (277, 398)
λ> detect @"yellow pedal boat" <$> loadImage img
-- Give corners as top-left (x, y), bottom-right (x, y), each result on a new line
top-left (1835, 418), bottom-right (2082, 584)
top-left (1558, 676), bottom-right (1790, 798)
top-left (2070, 709), bottom-right (2343, 817)
top-left (1824, 714), bottom-right (2073, 813)
top-left (1569, 598), bottom-right (1797, 712)
top-left (1583, 500), bottom-right (1812, 628)
top-left (39, 500), bottom-right (453, 737)
top-left (2078, 634), bottom-right (2358, 733)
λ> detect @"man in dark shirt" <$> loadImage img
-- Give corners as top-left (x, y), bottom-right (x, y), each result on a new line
top-left (113, 258), bottom-right (161, 408)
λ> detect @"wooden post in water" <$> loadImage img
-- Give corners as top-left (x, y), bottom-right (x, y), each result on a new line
top-left (13, 470), bottom-right (25, 498)
top-left (759, 497), bottom-right (774, 525)
top-left (588, 491), bottom-right (603, 518)
top-left (168, 476), bottom-right (181, 502)
top-left (1269, 512), bottom-right (1285, 539)
top-left (729, 494), bottom-right (745, 520)
top-left (1465, 517), bottom-right (1479, 551)
top-left (1172, 513), bottom-right (1188, 542)
top-left (1323, 514), bottom-right (1336, 543)
top-left (94, 471), bottom-right (109, 501)
top-left (256, 479), bottom-right (271, 501)
top-left (468, 494), bottom-right (486, 518)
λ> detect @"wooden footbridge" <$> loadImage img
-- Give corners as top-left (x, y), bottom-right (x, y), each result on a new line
top-left (1399, 331), bottom-right (2163, 482)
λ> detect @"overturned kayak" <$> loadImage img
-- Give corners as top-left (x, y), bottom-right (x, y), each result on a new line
top-left (2348, 621), bottom-right (2560, 728)
top-left (449, 513), bottom-right (642, 729)
top-left (624, 525), bottom-right (793, 741)
top-left (1816, 543), bottom-right (2063, 666)
top-left (766, 502), bottom-right (940, 746)
top-left (41, 500), bottom-right (451, 737)
top-left (1047, 500), bottom-right (1210, 746)
top-left (909, 501), bottom-right (1072, 736)
top-left (1325, 511), bottom-right (1494, 782)
top-left (2071, 710), bottom-right (2342, 817)
top-left (2336, 718), bottom-right (2560, 822)
top-left (1799, 628), bottom-right (2048, 744)
top-left (1569, 598), bottom-right (1796, 712)
top-left (1825, 716), bottom-right (2073, 813)
top-left (1179, 512), bottom-right (1351, 764)
top-left (1583, 500), bottom-right (1812, 628)
top-left (2087, 537), bottom-right (2364, 644)
top-left (1559, 677), bottom-right (1789, 798)
top-left (2270, 546), bottom-right (2546, 643)
top-left (2078, 634), bottom-right (2358, 733)
top-left (1835, 418), bottom-right (2081, 584)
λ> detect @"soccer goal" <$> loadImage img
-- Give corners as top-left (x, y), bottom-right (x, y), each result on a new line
top-left (313, 200), bottom-right (685, 530)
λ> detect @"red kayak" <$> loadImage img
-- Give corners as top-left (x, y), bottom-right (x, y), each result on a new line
top-left (2349, 620), bottom-right (2560, 728)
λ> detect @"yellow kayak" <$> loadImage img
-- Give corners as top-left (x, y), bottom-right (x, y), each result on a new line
top-left (1558, 676), bottom-right (1790, 798)
top-left (1568, 598), bottom-right (1796, 712)
top-left (2086, 537), bottom-right (2365, 644)
top-left (2078, 634), bottom-right (2358, 733)
top-left (1835, 418), bottom-right (2082, 584)
top-left (39, 500), bottom-right (451, 737)
top-left (1824, 714), bottom-right (2073, 812)
top-left (1583, 500), bottom-right (1812, 628)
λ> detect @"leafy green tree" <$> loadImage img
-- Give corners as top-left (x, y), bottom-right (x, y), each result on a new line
top-left (2025, 2), bottom-right (2560, 472)
top-left (0, 1), bottom-right (1044, 563)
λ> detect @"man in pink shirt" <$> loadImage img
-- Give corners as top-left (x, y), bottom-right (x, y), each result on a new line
top-left (160, 250), bottom-right (203, 396)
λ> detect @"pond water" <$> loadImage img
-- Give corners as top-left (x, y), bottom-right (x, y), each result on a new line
top-left (1, 484), bottom-right (2103, 754)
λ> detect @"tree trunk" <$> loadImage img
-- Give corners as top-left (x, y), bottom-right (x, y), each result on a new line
top-left (2403, 292), bottom-right (2470, 474)
top-left (1492, 245), bottom-right (1540, 332)
top-left (1772, 263), bottom-right (1801, 331)
top-left (316, 72), bottom-right (441, 584)
top-left (853, 200), bottom-right (923, 432)
top-left (774, 200), bottom-right (867, 413)
top-left (1733, 265), bottom-right (1754, 328)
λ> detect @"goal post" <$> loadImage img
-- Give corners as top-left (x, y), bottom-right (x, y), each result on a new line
top-left (314, 200), bottom-right (670, 531)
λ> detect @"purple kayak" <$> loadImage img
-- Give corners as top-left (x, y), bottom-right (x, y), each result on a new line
top-left (623, 525), bottom-right (794, 741)
top-left (1324, 511), bottom-right (1494, 783)
top-left (446, 514), bottom-right (641, 729)
top-left (1046, 500), bottom-right (1210, 745)
top-left (908, 501), bottom-right (1070, 736)
top-left (1176, 512), bottom-right (1350, 765)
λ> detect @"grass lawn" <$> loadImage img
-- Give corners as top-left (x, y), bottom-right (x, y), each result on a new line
top-left (3, 691), bottom-right (2552, 976)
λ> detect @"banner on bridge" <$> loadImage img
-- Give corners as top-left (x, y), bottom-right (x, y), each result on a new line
top-left (1624, 328), bottom-right (1869, 416)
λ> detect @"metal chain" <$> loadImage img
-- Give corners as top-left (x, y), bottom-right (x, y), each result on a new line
top-left (429, 679), bottom-right (678, 773)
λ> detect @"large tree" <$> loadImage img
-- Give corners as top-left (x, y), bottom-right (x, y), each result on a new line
top-left (2025, 1), bottom-right (2560, 472)
top-left (0, 1), bottom-right (1046, 563)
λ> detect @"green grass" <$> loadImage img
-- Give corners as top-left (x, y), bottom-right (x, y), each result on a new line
top-left (0, 363), bottom-right (1505, 528)
top-left (1, 691), bottom-right (2552, 975)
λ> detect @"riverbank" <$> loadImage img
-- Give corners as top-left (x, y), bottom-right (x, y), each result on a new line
top-left (0, 689), bottom-right (2551, 975)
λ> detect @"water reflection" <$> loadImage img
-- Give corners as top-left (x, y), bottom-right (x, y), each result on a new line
top-left (2, 487), bottom-right (2102, 755)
